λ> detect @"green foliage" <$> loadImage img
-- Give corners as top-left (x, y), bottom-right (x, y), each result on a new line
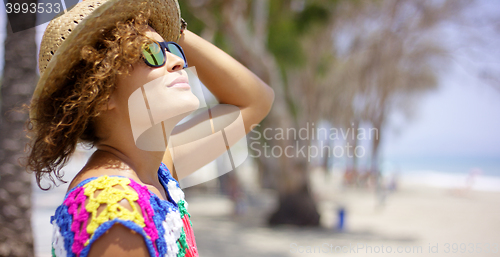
top-left (178, 0), bottom-right (205, 35)
top-left (267, 1), bottom-right (305, 69)
top-left (178, 0), bottom-right (234, 54)
top-left (267, 1), bottom-right (336, 70)
top-left (178, 0), bottom-right (337, 72)
top-left (280, 67), bottom-right (299, 122)
top-left (316, 54), bottom-right (335, 78)
top-left (295, 2), bottom-right (330, 34)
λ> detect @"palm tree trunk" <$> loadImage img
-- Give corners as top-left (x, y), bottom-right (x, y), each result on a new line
top-left (267, 118), bottom-right (320, 227)
top-left (0, 1), bottom-right (37, 256)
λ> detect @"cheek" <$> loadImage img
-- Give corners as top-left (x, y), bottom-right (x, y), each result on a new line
top-left (115, 65), bottom-right (158, 104)
top-left (139, 74), bottom-right (200, 122)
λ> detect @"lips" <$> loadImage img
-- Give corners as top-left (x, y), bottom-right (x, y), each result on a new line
top-left (168, 76), bottom-right (190, 88)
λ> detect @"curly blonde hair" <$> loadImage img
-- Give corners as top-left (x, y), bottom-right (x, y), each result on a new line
top-left (25, 11), bottom-right (157, 190)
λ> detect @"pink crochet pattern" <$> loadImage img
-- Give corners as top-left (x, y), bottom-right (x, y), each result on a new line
top-left (64, 187), bottom-right (90, 254)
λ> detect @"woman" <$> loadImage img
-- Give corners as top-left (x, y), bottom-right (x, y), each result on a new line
top-left (25, 0), bottom-right (274, 256)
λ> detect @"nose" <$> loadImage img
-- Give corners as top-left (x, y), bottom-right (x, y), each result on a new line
top-left (165, 51), bottom-right (185, 72)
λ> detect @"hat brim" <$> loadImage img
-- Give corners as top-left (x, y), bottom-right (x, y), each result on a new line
top-left (31, 0), bottom-right (181, 120)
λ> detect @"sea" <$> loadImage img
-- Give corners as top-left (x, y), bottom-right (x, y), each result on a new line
top-left (380, 155), bottom-right (500, 192)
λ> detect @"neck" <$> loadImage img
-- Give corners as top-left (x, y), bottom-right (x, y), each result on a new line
top-left (93, 144), bottom-right (165, 184)
top-left (92, 117), bottom-right (180, 186)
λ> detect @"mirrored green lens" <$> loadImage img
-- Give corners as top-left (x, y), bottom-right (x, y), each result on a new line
top-left (142, 42), bottom-right (165, 66)
top-left (167, 44), bottom-right (184, 61)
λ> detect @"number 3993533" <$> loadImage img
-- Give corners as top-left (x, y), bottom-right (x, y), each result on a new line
top-left (5, 2), bottom-right (61, 14)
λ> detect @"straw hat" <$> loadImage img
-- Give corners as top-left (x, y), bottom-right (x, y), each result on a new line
top-left (31, 0), bottom-right (182, 120)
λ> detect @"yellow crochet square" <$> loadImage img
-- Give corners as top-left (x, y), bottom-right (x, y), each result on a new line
top-left (83, 176), bottom-right (146, 246)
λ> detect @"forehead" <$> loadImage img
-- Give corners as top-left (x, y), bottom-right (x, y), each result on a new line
top-left (145, 26), bottom-right (165, 42)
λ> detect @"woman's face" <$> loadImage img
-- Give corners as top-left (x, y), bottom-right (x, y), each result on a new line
top-left (104, 26), bottom-right (199, 142)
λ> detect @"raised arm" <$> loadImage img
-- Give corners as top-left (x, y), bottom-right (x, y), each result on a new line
top-left (179, 29), bottom-right (274, 133)
top-left (162, 29), bottom-right (274, 179)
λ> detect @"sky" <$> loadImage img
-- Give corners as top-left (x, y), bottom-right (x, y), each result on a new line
top-left (0, 0), bottom-right (499, 162)
top-left (381, 0), bottom-right (500, 160)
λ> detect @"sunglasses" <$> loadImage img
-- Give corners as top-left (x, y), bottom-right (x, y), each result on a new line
top-left (142, 41), bottom-right (188, 68)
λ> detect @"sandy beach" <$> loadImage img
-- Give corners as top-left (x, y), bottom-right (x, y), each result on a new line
top-left (32, 156), bottom-right (500, 257)
top-left (184, 169), bottom-right (500, 257)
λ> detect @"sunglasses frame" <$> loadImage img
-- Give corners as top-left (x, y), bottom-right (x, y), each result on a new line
top-left (142, 41), bottom-right (188, 69)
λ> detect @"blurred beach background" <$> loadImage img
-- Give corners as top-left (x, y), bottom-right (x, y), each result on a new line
top-left (1, 0), bottom-right (500, 256)
top-left (30, 148), bottom-right (500, 257)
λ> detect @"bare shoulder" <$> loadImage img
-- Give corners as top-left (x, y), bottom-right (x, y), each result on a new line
top-left (66, 166), bottom-right (119, 193)
top-left (87, 223), bottom-right (151, 257)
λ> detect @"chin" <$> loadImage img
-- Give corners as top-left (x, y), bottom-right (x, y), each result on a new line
top-left (185, 92), bottom-right (200, 110)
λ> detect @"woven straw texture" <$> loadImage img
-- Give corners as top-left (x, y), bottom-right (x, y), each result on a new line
top-left (31, 0), bottom-right (181, 119)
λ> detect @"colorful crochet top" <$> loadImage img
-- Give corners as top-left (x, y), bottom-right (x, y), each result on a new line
top-left (50, 163), bottom-right (198, 257)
